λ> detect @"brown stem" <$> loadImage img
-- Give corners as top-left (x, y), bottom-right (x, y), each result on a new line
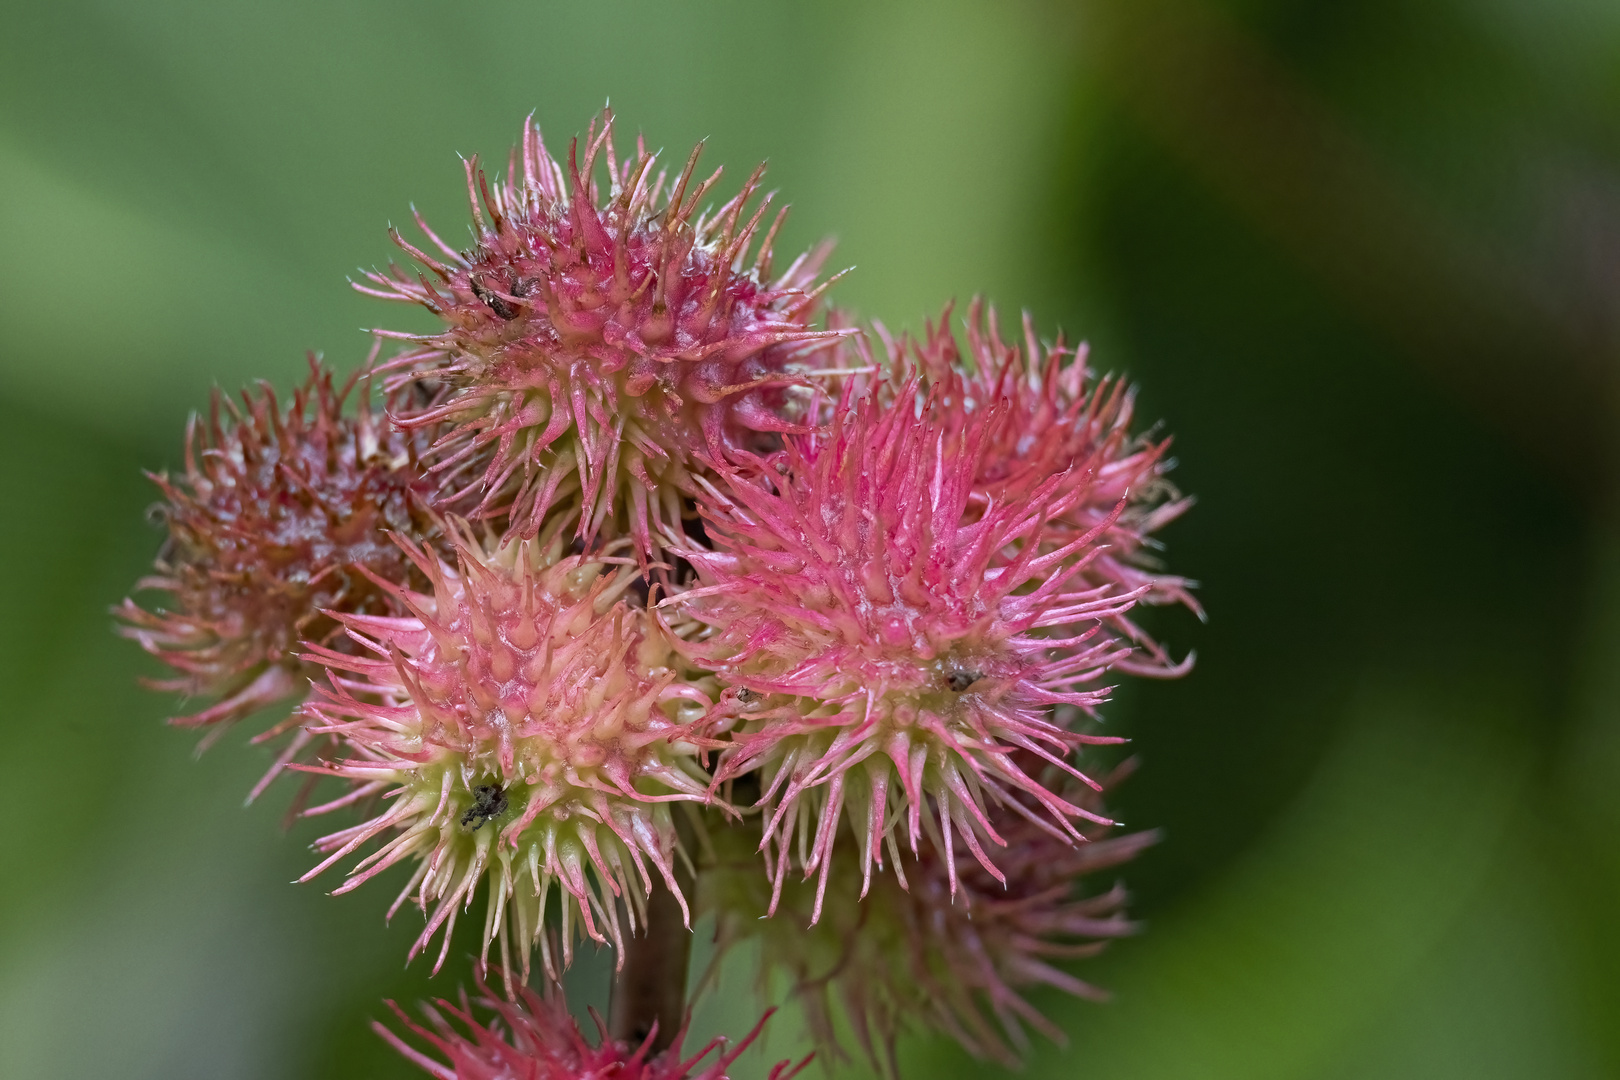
top-left (608, 821), bottom-right (697, 1051)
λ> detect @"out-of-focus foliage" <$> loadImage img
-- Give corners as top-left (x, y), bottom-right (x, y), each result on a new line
top-left (1, 2), bottom-right (1616, 1078)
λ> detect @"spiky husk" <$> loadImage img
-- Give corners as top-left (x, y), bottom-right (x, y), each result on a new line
top-left (866, 299), bottom-right (1198, 675)
top-left (378, 967), bottom-right (808, 1080)
top-left (670, 370), bottom-right (1153, 918)
top-left (359, 110), bottom-right (852, 559)
top-left (297, 522), bottom-right (717, 978)
top-left (697, 771), bottom-right (1151, 1070)
top-left (115, 355), bottom-right (436, 798)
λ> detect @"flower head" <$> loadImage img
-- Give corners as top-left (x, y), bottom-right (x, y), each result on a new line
top-left (671, 370), bottom-right (1153, 916)
top-left (297, 521), bottom-right (717, 978)
top-left (698, 771), bottom-right (1152, 1069)
top-left (378, 969), bottom-right (808, 1080)
top-left (115, 355), bottom-right (435, 798)
top-left (877, 299), bottom-right (1199, 671)
top-left (360, 110), bottom-right (851, 559)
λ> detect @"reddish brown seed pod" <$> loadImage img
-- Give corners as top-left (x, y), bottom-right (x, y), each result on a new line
top-left (116, 355), bottom-right (437, 799)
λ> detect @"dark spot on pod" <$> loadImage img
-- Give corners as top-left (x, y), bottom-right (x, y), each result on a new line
top-left (470, 276), bottom-right (518, 320)
top-left (459, 783), bottom-right (509, 830)
top-left (945, 669), bottom-right (982, 692)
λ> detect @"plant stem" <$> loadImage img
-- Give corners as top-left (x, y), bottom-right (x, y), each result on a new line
top-left (608, 819), bottom-right (697, 1051)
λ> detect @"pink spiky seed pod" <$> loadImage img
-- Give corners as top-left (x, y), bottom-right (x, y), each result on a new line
top-left (868, 299), bottom-right (1199, 677)
top-left (378, 967), bottom-right (810, 1080)
top-left (668, 370), bottom-right (1157, 918)
top-left (698, 769), bottom-right (1152, 1070)
top-left (358, 109), bottom-right (854, 560)
top-left (115, 354), bottom-right (436, 800)
top-left (296, 520), bottom-right (719, 980)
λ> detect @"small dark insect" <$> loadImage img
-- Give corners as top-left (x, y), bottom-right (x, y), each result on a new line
top-left (469, 276), bottom-right (518, 320)
top-left (944, 669), bottom-right (983, 692)
top-left (735, 687), bottom-right (762, 705)
top-left (459, 783), bottom-right (508, 831)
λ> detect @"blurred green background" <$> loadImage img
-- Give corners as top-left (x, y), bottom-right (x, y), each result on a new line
top-left (3, 1), bottom-right (1618, 1077)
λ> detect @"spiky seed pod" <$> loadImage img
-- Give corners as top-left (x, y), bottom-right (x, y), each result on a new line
top-left (697, 771), bottom-right (1151, 1071)
top-left (378, 969), bottom-right (809, 1080)
top-left (868, 299), bottom-right (1198, 677)
top-left (115, 355), bottom-right (436, 798)
top-left (358, 110), bottom-right (853, 559)
top-left (296, 521), bottom-right (717, 980)
top-left (669, 372), bottom-right (1151, 918)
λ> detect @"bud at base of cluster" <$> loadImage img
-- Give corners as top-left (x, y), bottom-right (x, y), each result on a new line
top-left (696, 769), bottom-right (1151, 1069)
top-left (378, 966), bottom-right (810, 1080)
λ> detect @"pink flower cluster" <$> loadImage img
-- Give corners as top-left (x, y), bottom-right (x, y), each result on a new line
top-left (379, 968), bottom-right (808, 1080)
top-left (118, 110), bottom-right (1195, 1075)
top-left (357, 113), bottom-right (850, 557)
top-left (676, 369), bottom-right (1141, 916)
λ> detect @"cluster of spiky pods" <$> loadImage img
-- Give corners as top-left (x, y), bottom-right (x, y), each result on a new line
top-left (118, 110), bottom-right (1195, 1078)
